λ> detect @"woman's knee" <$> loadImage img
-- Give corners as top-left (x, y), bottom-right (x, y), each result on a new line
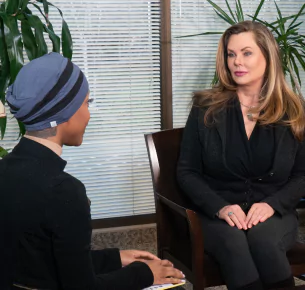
top-left (247, 224), bottom-right (278, 254)
top-left (247, 216), bottom-right (298, 255)
top-left (217, 229), bottom-right (250, 257)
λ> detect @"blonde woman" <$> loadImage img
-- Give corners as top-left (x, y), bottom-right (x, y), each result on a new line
top-left (177, 21), bottom-right (305, 290)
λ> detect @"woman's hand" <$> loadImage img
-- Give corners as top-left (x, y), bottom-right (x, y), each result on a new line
top-left (218, 204), bottom-right (248, 230)
top-left (119, 249), bottom-right (160, 266)
top-left (245, 202), bottom-right (275, 228)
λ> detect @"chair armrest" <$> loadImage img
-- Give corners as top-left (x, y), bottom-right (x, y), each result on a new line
top-left (156, 193), bottom-right (188, 217)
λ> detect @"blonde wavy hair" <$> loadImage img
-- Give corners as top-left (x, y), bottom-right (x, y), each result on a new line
top-left (194, 20), bottom-right (305, 141)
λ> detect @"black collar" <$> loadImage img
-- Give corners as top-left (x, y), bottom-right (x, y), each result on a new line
top-left (12, 137), bottom-right (67, 173)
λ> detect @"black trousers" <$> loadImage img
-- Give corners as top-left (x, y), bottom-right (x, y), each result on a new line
top-left (200, 212), bottom-right (298, 290)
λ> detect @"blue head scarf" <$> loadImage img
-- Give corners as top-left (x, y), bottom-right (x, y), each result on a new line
top-left (6, 52), bottom-right (89, 131)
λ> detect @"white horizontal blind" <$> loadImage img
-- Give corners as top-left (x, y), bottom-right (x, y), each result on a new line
top-left (171, 0), bottom-right (305, 127)
top-left (1, 1), bottom-right (161, 219)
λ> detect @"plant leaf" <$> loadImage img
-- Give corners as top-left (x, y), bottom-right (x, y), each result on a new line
top-left (61, 19), bottom-right (72, 59)
top-left (24, 14), bottom-right (48, 57)
top-left (19, 0), bottom-right (30, 12)
top-left (0, 13), bottom-right (24, 83)
top-left (250, 16), bottom-right (281, 37)
top-left (235, 0), bottom-right (244, 22)
top-left (175, 31), bottom-right (223, 38)
top-left (211, 71), bottom-right (219, 86)
top-left (207, 0), bottom-right (236, 25)
top-left (45, 25), bottom-right (60, 53)
top-left (0, 145), bottom-right (9, 158)
top-left (252, 0), bottom-right (265, 21)
top-left (214, 10), bottom-right (235, 26)
top-left (274, 3), bottom-right (285, 35)
top-left (288, 3), bottom-right (305, 29)
top-left (5, 0), bottom-right (20, 15)
top-left (30, 3), bottom-right (54, 32)
top-left (291, 48), bottom-right (305, 71)
top-left (21, 19), bottom-right (37, 60)
top-left (0, 116), bottom-right (7, 139)
top-left (35, 0), bottom-right (73, 58)
top-left (225, 0), bottom-right (236, 23)
top-left (17, 119), bottom-right (25, 137)
top-left (42, 0), bottom-right (49, 17)
top-left (289, 54), bottom-right (301, 86)
top-left (0, 16), bottom-right (10, 104)
top-left (287, 21), bottom-right (303, 34)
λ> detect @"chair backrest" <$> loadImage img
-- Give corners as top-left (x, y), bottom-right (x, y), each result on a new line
top-left (145, 128), bottom-right (193, 208)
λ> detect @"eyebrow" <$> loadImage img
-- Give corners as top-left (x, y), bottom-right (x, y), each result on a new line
top-left (227, 46), bottom-right (252, 52)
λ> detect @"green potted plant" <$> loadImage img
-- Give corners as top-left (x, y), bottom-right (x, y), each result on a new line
top-left (0, 0), bottom-right (72, 157)
top-left (180, 0), bottom-right (305, 95)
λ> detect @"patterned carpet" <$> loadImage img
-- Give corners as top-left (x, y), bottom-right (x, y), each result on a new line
top-left (91, 209), bottom-right (305, 289)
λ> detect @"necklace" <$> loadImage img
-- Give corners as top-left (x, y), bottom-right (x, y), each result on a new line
top-left (239, 101), bottom-right (258, 122)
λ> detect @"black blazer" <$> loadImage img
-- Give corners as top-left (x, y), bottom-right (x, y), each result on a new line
top-left (177, 105), bottom-right (305, 219)
top-left (0, 138), bottom-right (153, 290)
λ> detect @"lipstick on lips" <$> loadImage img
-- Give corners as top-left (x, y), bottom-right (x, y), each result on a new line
top-left (234, 71), bottom-right (248, 77)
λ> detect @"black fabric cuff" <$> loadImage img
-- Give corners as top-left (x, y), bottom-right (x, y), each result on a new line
top-left (91, 248), bottom-right (122, 274)
top-left (262, 197), bottom-right (283, 216)
top-left (207, 200), bottom-right (230, 219)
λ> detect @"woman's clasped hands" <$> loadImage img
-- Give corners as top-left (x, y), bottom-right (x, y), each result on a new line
top-left (218, 203), bottom-right (275, 230)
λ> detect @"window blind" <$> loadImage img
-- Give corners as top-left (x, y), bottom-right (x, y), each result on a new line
top-left (171, 0), bottom-right (305, 127)
top-left (1, 1), bottom-right (161, 219)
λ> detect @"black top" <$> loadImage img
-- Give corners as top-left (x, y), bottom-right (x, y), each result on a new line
top-left (226, 98), bottom-right (275, 178)
top-left (177, 103), bottom-right (305, 218)
top-left (0, 138), bottom-right (153, 290)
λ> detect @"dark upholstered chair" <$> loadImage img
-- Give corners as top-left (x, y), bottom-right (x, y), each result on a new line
top-left (145, 128), bottom-right (305, 290)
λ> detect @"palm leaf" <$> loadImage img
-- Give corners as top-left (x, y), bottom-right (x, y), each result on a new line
top-left (288, 3), bottom-right (305, 29)
top-left (176, 31), bottom-right (223, 38)
top-left (291, 48), bottom-right (305, 71)
top-left (274, 3), bottom-right (285, 35)
top-left (269, 12), bottom-right (305, 27)
top-left (289, 73), bottom-right (296, 93)
top-left (251, 16), bottom-right (281, 37)
top-left (225, 0), bottom-right (236, 23)
top-left (207, 0), bottom-right (236, 25)
top-left (289, 54), bottom-right (301, 86)
top-left (252, 0), bottom-right (265, 21)
top-left (287, 21), bottom-right (303, 34)
top-left (235, 0), bottom-right (244, 22)
top-left (214, 10), bottom-right (235, 26)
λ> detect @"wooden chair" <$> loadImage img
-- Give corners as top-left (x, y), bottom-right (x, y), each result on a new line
top-left (145, 128), bottom-right (305, 290)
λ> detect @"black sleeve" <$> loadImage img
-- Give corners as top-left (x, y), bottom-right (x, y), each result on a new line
top-left (48, 177), bottom-right (154, 290)
top-left (263, 138), bottom-right (305, 216)
top-left (91, 249), bottom-right (121, 274)
top-left (177, 106), bottom-right (230, 218)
